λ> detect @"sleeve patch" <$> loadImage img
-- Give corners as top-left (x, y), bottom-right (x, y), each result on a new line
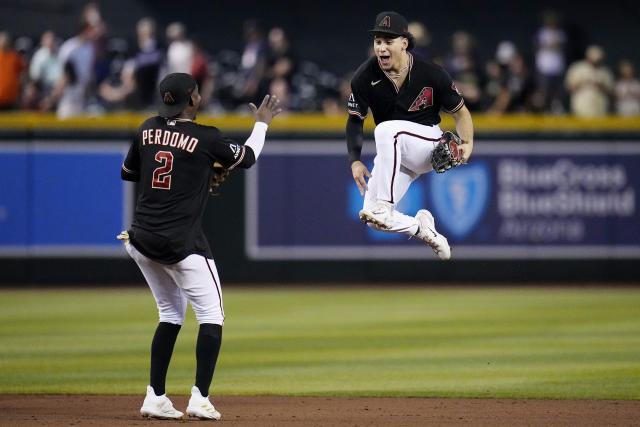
top-left (229, 143), bottom-right (242, 159)
top-left (347, 93), bottom-right (359, 111)
top-left (228, 146), bottom-right (246, 170)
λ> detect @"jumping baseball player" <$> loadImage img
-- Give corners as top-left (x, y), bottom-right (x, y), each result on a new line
top-left (347, 11), bottom-right (474, 260)
top-left (119, 72), bottom-right (281, 420)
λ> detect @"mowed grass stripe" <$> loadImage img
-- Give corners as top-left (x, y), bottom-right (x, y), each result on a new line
top-left (0, 287), bottom-right (638, 398)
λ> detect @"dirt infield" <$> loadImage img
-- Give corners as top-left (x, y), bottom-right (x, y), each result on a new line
top-left (2, 395), bottom-right (639, 426)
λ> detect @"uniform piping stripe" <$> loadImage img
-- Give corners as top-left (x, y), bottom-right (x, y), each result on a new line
top-left (389, 137), bottom-right (398, 203)
top-left (348, 110), bottom-right (367, 119)
top-left (228, 146), bottom-right (246, 170)
top-left (383, 69), bottom-right (399, 93)
top-left (390, 130), bottom-right (441, 202)
top-left (394, 130), bottom-right (441, 143)
top-left (205, 258), bottom-right (225, 320)
top-left (444, 98), bottom-right (465, 114)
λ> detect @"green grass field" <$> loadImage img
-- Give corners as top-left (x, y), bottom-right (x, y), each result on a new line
top-left (1, 286), bottom-right (639, 399)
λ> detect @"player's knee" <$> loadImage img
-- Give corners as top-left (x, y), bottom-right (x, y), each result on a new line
top-left (156, 300), bottom-right (187, 325)
top-left (374, 122), bottom-right (396, 146)
top-left (158, 313), bottom-right (185, 325)
top-left (194, 309), bottom-right (224, 326)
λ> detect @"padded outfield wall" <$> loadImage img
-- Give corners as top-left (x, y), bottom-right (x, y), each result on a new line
top-left (0, 113), bottom-right (639, 284)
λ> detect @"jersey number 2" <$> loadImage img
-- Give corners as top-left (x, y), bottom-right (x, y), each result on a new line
top-left (152, 151), bottom-right (173, 189)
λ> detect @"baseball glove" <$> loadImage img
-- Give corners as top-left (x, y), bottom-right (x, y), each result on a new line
top-left (209, 162), bottom-right (230, 196)
top-left (431, 131), bottom-right (463, 173)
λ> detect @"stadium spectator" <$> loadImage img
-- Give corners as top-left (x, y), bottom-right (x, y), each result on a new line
top-left (453, 65), bottom-right (482, 111)
top-left (321, 73), bottom-right (352, 116)
top-left (481, 59), bottom-right (504, 111)
top-left (190, 39), bottom-right (214, 108)
top-left (128, 17), bottom-right (165, 108)
top-left (565, 45), bottom-right (614, 117)
top-left (232, 19), bottom-right (267, 107)
top-left (614, 60), bottom-right (640, 116)
top-left (407, 21), bottom-right (431, 60)
top-left (445, 31), bottom-right (478, 78)
top-left (489, 53), bottom-right (535, 113)
top-left (0, 31), bottom-right (24, 109)
top-left (102, 37), bottom-right (129, 80)
top-left (441, 31), bottom-right (481, 110)
top-left (22, 30), bottom-right (61, 109)
top-left (82, 2), bottom-right (109, 85)
top-left (262, 27), bottom-right (297, 109)
top-left (166, 22), bottom-right (193, 74)
top-left (534, 10), bottom-right (567, 112)
top-left (40, 23), bottom-right (96, 117)
top-left (14, 36), bottom-right (34, 64)
top-left (268, 76), bottom-right (290, 112)
top-left (99, 17), bottom-right (164, 111)
top-left (495, 40), bottom-right (517, 69)
top-left (265, 27), bottom-right (296, 84)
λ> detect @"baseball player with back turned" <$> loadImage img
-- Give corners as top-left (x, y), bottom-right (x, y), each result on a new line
top-left (119, 72), bottom-right (281, 420)
top-left (347, 11), bottom-right (474, 259)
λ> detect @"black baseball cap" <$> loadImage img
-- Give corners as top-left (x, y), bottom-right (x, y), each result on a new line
top-left (158, 72), bottom-right (197, 118)
top-left (369, 11), bottom-right (414, 48)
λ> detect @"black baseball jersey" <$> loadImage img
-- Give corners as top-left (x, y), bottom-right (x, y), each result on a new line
top-left (347, 53), bottom-right (464, 125)
top-left (121, 116), bottom-right (255, 264)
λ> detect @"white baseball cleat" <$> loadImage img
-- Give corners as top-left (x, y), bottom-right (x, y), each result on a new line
top-left (140, 385), bottom-right (184, 419)
top-left (359, 200), bottom-right (394, 229)
top-left (186, 386), bottom-right (222, 420)
top-left (415, 210), bottom-right (451, 260)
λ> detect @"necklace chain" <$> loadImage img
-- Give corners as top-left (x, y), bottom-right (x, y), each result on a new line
top-left (387, 63), bottom-right (409, 79)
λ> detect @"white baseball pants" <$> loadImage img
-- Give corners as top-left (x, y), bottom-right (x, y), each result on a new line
top-left (125, 241), bottom-right (225, 326)
top-left (363, 120), bottom-right (443, 235)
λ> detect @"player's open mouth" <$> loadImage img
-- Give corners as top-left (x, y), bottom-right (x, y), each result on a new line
top-left (379, 55), bottom-right (390, 66)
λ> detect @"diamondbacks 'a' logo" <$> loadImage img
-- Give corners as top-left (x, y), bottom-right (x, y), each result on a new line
top-left (408, 87), bottom-right (434, 111)
top-left (452, 81), bottom-right (461, 95)
top-left (229, 143), bottom-right (241, 159)
top-left (380, 16), bottom-right (391, 27)
top-left (163, 92), bottom-right (175, 103)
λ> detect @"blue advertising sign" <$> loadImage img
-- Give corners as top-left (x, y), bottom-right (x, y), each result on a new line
top-left (0, 145), bottom-right (29, 249)
top-left (0, 142), bottom-right (132, 257)
top-left (246, 141), bottom-right (640, 260)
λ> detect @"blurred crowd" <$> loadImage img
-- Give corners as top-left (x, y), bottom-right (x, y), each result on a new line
top-left (0, 4), bottom-right (638, 118)
top-left (422, 11), bottom-right (640, 118)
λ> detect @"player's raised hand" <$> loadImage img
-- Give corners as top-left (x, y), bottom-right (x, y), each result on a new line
top-left (351, 160), bottom-right (371, 196)
top-left (249, 94), bottom-right (282, 125)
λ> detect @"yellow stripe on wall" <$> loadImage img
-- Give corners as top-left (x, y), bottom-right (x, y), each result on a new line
top-left (1, 112), bottom-right (639, 132)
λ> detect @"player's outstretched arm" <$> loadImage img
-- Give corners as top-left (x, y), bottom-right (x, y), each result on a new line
top-left (451, 104), bottom-right (474, 163)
